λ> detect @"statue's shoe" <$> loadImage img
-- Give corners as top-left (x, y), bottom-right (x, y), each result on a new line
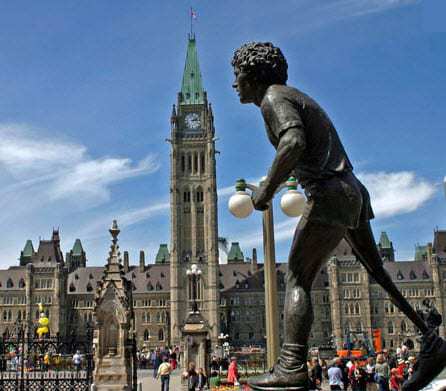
top-left (402, 331), bottom-right (446, 391)
top-left (247, 365), bottom-right (309, 391)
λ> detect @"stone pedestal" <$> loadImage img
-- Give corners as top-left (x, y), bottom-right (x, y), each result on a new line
top-left (181, 312), bottom-right (210, 390)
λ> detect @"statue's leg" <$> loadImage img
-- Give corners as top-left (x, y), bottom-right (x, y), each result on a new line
top-left (346, 221), bottom-right (446, 391)
top-left (345, 221), bottom-right (427, 333)
top-left (248, 218), bottom-right (345, 391)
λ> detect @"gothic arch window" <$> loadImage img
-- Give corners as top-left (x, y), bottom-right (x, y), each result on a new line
top-left (397, 271), bottom-right (404, 280)
top-left (69, 283), bottom-right (76, 292)
top-left (156, 282), bottom-right (162, 291)
top-left (86, 282), bottom-right (93, 292)
top-left (388, 321), bottom-right (394, 334)
top-left (89, 274), bottom-right (94, 280)
top-left (194, 153), bottom-right (198, 174)
top-left (181, 155), bottom-right (185, 172)
top-left (19, 278), bottom-right (25, 288)
top-left (409, 270), bottom-right (417, 280)
top-left (144, 329), bottom-right (150, 341)
top-left (344, 304), bottom-right (349, 315)
top-left (355, 303), bottom-right (360, 315)
top-left (200, 153), bottom-right (205, 173)
top-left (158, 328), bottom-right (164, 341)
top-left (401, 320), bottom-right (408, 333)
top-left (6, 278), bottom-right (13, 288)
top-left (188, 154), bottom-right (192, 172)
top-left (147, 283), bottom-right (153, 291)
top-left (156, 312), bottom-right (161, 323)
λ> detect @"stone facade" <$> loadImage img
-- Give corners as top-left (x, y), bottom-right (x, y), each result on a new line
top-left (1, 35), bottom-right (446, 356)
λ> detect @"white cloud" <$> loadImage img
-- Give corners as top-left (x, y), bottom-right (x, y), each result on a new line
top-left (357, 171), bottom-right (436, 218)
top-left (0, 123), bottom-right (160, 216)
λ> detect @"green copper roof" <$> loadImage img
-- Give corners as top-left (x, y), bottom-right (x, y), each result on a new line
top-left (415, 244), bottom-right (428, 261)
top-left (22, 240), bottom-right (34, 257)
top-left (228, 242), bottom-right (244, 263)
top-left (155, 244), bottom-right (170, 264)
top-left (72, 239), bottom-right (84, 256)
top-left (379, 232), bottom-right (392, 249)
top-left (180, 36), bottom-right (204, 105)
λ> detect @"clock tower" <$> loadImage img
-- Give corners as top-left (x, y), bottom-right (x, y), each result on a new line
top-left (169, 34), bottom-right (220, 345)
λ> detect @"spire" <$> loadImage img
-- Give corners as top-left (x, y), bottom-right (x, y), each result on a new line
top-left (180, 36), bottom-right (204, 105)
top-left (228, 242), bottom-right (244, 263)
top-left (379, 232), bottom-right (391, 249)
top-left (72, 239), bottom-right (84, 256)
top-left (22, 240), bottom-right (34, 257)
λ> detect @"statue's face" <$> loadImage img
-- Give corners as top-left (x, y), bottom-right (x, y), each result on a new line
top-left (232, 67), bottom-right (257, 104)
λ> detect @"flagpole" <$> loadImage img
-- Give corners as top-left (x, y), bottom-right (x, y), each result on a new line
top-left (190, 7), bottom-right (193, 37)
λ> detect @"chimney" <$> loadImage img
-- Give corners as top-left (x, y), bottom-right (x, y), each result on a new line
top-left (123, 251), bottom-right (129, 273)
top-left (251, 248), bottom-right (258, 274)
top-left (139, 250), bottom-right (145, 272)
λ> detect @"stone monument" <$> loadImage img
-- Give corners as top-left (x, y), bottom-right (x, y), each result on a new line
top-left (93, 220), bottom-right (134, 391)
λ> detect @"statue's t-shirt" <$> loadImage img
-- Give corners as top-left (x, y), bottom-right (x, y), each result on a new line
top-left (261, 84), bottom-right (353, 185)
top-left (260, 84), bottom-right (374, 228)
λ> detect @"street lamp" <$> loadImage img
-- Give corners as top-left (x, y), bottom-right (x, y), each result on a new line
top-left (228, 176), bottom-right (306, 369)
top-left (186, 264), bottom-right (202, 313)
top-left (218, 333), bottom-right (229, 359)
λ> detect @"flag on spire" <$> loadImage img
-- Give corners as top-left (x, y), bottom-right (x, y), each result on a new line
top-left (190, 7), bottom-right (197, 19)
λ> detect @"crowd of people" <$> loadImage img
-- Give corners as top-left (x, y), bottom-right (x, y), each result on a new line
top-left (316, 352), bottom-right (417, 391)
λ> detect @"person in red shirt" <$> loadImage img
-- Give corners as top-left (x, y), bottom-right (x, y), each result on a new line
top-left (227, 357), bottom-right (239, 385)
top-left (390, 368), bottom-right (403, 391)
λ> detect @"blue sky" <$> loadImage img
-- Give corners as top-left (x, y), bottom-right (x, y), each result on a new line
top-left (0, 0), bottom-right (445, 268)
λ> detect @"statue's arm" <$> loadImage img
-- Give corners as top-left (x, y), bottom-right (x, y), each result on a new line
top-left (252, 126), bottom-right (306, 209)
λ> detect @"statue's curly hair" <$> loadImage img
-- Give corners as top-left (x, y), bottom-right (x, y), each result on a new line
top-left (231, 42), bottom-right (288, 85)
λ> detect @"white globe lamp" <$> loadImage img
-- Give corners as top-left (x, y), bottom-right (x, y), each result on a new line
top-left (228, 179), bottom-right (254, 219)
top-left (280, 177), bottom-right (306, 217)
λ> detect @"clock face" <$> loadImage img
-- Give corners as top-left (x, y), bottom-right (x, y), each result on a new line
top-left (185, 112), bottom-right (201, 130)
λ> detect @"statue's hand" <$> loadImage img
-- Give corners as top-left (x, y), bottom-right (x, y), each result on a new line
top-left (252, 185), bottom-right (270, 211)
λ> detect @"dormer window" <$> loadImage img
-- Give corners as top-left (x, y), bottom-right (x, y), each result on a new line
top-left (89, 274), bottom-right (94, 280)
top-left (397, 271), bottom-right (404, 280)
top-left (423, 270), bottom-right (429, 279)
top-left (6, 278), bottom-right (13, 288)
top-left (409, 271), bottom-right (417, 280)
top-left (19, 279), bottom-right (25, 288)
top-left (75, 274), bottom-right (79, 280)
top-left (147, 283), bottom-right (153, 291)
top-left (69, 283), bottom-right (76, 292)
top-left (156, 282), bottom-right (162, 291)
top-left (86, 283), bottom-right (93, 292)
top-left (161, 272), bottom-right (165, 278)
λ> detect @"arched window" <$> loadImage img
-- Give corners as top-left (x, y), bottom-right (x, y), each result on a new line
top-left (144, 329), bottom-right (150, 341)
top-left (401, 320), bottom-right (407, 333)
top-left (344, 304), bottom-right (349, 315)
top-left (181, 155), bottom-right (185, 172)
top-left (158, 329), bottom-right (164, 341)
top-left (355, 303), bottom-right (360, 315)
top-left (19, 279), bottom-right (25, 288)
top-left (200, 153), bottom-right (205, 173)
top-left (156, 312), bottom-right (161, 323)
top-left (188, 155), bottom-right (192, 171)
top-left (86, 282), bottom-right (93, 292)
top-left (194, 153), bottom-right (198, 174)
top-left (388, 321), bottom-right (394, 334)
top-left (147, 283), bottom-right (153, 291)
top-left (6, 278), bottom-right (13, 288)
top-left (69, 283), bottom-right (76, 292)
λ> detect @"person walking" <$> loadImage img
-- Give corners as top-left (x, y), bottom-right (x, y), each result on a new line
top-left (197, 367), bottom-right (208, 390)
top-left (328, 358), bottom-right (344, 391)
top-left (366, 357), bottom-right (377, 391)
top-left (183, 362), bottom-right (199, 391)
top-left (157, 356), bottom-right (172, 391)
top-left (375, 354), bottom-right (390, 391)
top-left (227, 356), bottom-right (240, 386)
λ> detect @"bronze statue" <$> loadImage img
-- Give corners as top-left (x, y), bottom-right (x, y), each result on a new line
top-left (231, 41), bottom-right (446, 391)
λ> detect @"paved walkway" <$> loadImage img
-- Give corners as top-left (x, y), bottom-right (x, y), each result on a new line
top-left (137, 369), bottom-right (331, 391)
top-left (138, 369), bottom-right (182, 390)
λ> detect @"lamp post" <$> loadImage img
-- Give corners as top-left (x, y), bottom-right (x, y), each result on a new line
top-left (218, 333), bottom-right (229, 359)
top-left (186, 264), bottom-right (202, 313)
top-left (228, 177), bottom-right (306, 368)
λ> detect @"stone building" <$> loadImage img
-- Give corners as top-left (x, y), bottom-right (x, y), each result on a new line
top-left (1, 35), bottom-right (446, 355)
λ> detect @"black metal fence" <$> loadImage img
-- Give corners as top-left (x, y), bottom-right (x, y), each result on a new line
top-left (0, 326), bottom-right (93, 391)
